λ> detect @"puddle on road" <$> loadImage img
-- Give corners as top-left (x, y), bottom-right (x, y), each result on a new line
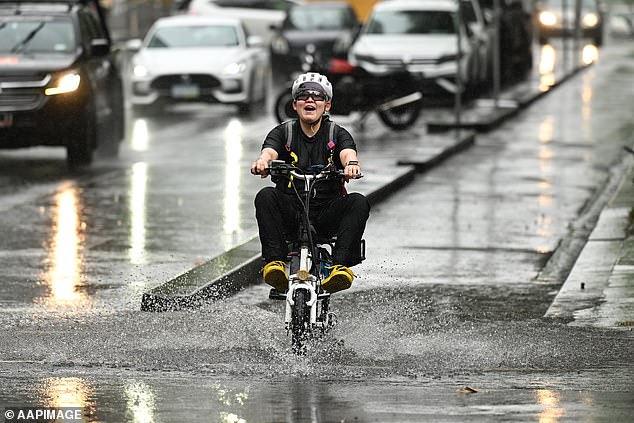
top-left (1, 286), bottom-right (632, 378)
top-left (1, 286), bottom-right (633, 421)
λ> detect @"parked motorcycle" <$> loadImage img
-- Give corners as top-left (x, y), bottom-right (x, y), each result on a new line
top-left (274, 48), bottom-right (423, 131)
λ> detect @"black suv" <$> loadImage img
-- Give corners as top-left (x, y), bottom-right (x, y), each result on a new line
top-left (0, 0), bottom-right (124, 168)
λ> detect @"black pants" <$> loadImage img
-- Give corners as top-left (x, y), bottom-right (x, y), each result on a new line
top-left (254, 187), bottom-right (370, 267)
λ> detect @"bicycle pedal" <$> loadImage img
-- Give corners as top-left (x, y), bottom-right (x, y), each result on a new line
top-left (269, 288), bottom-right (287, 300)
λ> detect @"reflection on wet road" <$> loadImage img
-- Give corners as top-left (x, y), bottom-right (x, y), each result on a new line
top-left (129, 162), bottom-right (148, 265)
top-left (223, 119), bottom-right (243, 250)
top-left (41, 183), bottom-right (89, 308)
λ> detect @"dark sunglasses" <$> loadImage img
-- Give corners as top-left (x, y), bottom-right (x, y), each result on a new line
top-left (294, 90), bottom-right (326, 102)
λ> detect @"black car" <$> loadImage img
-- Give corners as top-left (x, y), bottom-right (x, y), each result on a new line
top-left (269, 1), bottom-right (360, 84)
top-left (0, 0), bottom-right (124, 168)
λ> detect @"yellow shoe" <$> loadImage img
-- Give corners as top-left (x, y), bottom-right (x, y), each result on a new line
top-left (322, 265), bottom-right (354, 293)
top-left (263, 261), bottom-right (288, 291)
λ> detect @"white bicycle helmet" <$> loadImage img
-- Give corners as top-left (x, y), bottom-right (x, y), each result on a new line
top-left (291, 72), bottom-right (333, 101)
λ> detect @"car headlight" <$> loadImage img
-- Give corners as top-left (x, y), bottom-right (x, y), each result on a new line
top-left (582, 12), bottom-right (599, 28)
top-left (133, 64), bottom-right (149, 78)
top-left (271, 37), bottom-right (289, 54)
top-left (45, 71), bottom-right (81, 96)
top-left (223, 61), bottom-right (247, 75)
top-left (539, 11), bottom-right (557, 26)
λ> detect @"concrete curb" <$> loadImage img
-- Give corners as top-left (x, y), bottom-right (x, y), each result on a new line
top-left (545, 157), bottom-right (634, 328)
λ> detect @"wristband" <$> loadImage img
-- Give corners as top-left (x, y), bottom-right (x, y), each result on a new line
top-left (347, 160), bottom-right (359, 166)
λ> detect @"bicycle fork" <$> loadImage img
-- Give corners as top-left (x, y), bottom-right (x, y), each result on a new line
top-left (283, 244), bottom-right (336, 333)
top-left (284, 244), bottom-right (318, 328)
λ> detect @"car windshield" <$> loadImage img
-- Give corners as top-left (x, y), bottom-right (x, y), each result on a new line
top-left (285, 6), bottom-right (356, 30)
top-left (365, 10), bottom-right (456, 34)
top-left (213, 0), bottom-right (296, 12)
top-left (147, 25), bottom-right (240, 48)
top-left (545, 0), bottom-right (596, 8)
top-left (0, 17), bottom-right (75, 54)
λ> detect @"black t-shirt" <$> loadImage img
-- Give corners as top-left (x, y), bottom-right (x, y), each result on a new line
top-left (262, 116), bottom-right (356, 203)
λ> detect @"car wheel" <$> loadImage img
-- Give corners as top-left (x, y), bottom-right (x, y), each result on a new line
top-left (67, 110), bottom-right (96, 169)
top-left (98, 119), bottom-right (122, 157)
top-left (238, 101), bottom-right (252, 114)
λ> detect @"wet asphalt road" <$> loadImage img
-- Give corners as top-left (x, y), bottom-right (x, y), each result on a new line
top-left (1, 41), bottom-right (633, 421)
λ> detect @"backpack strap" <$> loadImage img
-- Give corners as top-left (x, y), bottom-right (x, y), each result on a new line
top-left (328, 120), bottom-right (336, 149)
top-left (326, 120), bottom-right (338, 166)
top-left (325, 119), bottom-right (348, 196)
top-left (283, 119), bottom-right (297, 188)
top-left (284, 119), bottom-right (293, 152)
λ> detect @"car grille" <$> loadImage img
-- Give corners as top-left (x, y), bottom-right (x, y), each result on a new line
top-left (372, 58), bottom-right (439, 66)
top-left (289, 42), bottom-right (335, 56)
top-left (0, 94), bottom-right (41, 109)
top-left (151, 74), bottom-right (221, 90)
top-left (0, 74), bottom-right (50, 111)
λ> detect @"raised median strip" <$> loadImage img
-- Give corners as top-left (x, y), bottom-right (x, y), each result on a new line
top-left (426, 63), bottom-right (592, 133)
top-left (141, 130), bottom-right (476, 312)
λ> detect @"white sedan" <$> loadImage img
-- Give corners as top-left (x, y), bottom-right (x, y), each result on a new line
top-left (128, 15), bottom-right (269, 114)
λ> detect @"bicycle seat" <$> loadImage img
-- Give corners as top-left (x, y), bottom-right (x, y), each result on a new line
top-left (286, 234), bottom-right (336, 245)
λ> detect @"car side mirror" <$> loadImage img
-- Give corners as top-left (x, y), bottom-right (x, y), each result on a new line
top-left (90, 38), bottom-right (110, 57)
top-left (126, 39), bottom-right (143, 51)
top-left (247, 35), bottom-right (264, 48)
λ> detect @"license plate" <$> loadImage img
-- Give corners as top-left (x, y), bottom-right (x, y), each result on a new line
top-left (171, 84), bottom-right (200, 99)
top-left (0, 112), bottom-right (13, 128)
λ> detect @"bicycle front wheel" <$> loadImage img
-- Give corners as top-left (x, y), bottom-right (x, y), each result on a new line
top-left (291, 289), bottom-right (310, 354)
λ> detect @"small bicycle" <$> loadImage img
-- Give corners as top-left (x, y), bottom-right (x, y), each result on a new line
top-left (266, 160), bottom-right (365, 354)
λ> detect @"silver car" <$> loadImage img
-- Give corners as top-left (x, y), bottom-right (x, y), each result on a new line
top-left (128, 15), bottom-right (269, 114)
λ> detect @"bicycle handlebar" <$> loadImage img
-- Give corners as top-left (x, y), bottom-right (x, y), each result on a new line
top-left (266, 160), bottom-right (363, 180)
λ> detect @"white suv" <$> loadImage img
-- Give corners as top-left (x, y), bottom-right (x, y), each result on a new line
top-left (348, 0), bottom-right (483, 96)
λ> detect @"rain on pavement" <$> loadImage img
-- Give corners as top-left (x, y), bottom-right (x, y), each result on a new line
top-left (1, 41), bottom-right (633, 421)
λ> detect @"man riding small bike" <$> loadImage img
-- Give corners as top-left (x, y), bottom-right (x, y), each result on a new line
top-left (250, 72), bottom-right (370, 293)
